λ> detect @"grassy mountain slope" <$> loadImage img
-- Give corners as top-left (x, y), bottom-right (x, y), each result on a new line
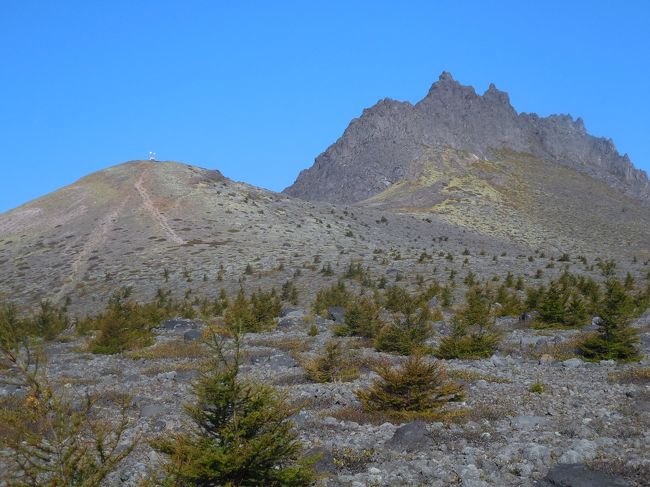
top-left (0, 160), bottom-right (531, 312)
top-left (360, 148), bottom-right (650, 258)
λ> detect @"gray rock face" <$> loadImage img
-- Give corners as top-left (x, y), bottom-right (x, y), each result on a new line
top-left (562, 358), bottom-right (584, 368)
top-left (284, 72), bottom-right (649, 204)
top-left (160, 318), bottom-right (196, 331)
top-left (140, 404), bottom-right (165, 418)
top-left (542, 463), bottom-right (630, 487)
top-left (328, 306), bottom-right (345, 323)
top-left (183, 329), bottom-right (202, 341)
top-left (510, 415), bottom-right (550, 430)
top-left (385, 421), bottom-right (433, 452)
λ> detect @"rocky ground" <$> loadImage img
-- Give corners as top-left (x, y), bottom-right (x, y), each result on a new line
top-left (4, 306), bottom-right (648, 486)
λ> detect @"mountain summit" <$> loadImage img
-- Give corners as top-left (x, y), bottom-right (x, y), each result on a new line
top-left (284, 72), bottom-right (649, 204)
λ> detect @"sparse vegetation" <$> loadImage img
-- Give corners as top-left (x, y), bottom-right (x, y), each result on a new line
top-left (528, 380), bottom-right (547, 394)
top-left (608, 367), bottom-right (650, 384)
top-left (437, 287), bottom-right (500, 359)
top-left (88, 288), bottom-right (169, 354)
top-left (0, 336), bottom-right (137, 486)
top-left (313, 281), bottom-right (351, 317)
top-left (224, 288), bottom-right (281, 333)
top-left (579, 279), bottom-right (641, 362)
top-left (356, 352), bottom-right (463, 420)
top-left (153, 332), bottom-right (315, 486)
top-left (303, 340), bottom-right (359, 383)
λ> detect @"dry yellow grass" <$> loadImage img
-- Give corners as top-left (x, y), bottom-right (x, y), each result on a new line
top-left (127, 339), bottom-right (209, 360)
top-left (328, 405), bottom-right (469, 425)
top-left (448, 369), bottom-right (511, 384)
top-left (529, 333), bottom-right (588, 361)
top-left (245, 336), bottom-right (313, 355)
top-left (608, 367), bottom-right (650, 384)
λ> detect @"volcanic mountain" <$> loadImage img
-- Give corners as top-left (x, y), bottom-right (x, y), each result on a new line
top-left (285, 72), bottom-right (649, 204)
top-left (2, 75), bottom-right (649, 311)
top-left (284, 72), bottom-right (650, 256)
top-left (0, 160), bottom-right (524, 311)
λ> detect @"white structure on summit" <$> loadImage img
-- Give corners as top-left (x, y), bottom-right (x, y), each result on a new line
top-left (148, 151), bottom-right (156, 161)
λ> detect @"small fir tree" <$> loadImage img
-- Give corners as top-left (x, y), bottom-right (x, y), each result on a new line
top-left (537, 281), bottom-right (568, 324)
top-left (341, 296), bottom-right (382, 338)
top-left (313, 281), bottom-right (351, 317)
top-left (90, 289), bottom-right (155, 354)
top-left (579, 279), bottom-right (640, 362)
top-left (0, 335), bottom-right (136, 486)
top-left (223, 288), bottom-right (256, 332)
top-left (356, 352), bottom-right (463, 419)
top-left (375, 303), bottom-right (432, 355)
top-left (303, 340), bottom-right (359, 383)
top-left (154, 333), bottom-right (315, 486)
top-left (437, 287), bottom-right (500, 359)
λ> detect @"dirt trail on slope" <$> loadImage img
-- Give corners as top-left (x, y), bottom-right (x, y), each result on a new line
top-left (55, 196), bottom-right (131, 302)
top-left (54, 165), bottom-right (186, 302)
top-left (134, 166), bottom-right (186, 245)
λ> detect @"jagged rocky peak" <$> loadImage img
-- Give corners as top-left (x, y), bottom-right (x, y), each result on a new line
top-left (284, 71), bottom-right (648, 204)
top-left (423, 72), bottom-right (511, 107)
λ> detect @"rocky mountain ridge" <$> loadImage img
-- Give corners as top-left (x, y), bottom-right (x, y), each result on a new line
top-left (284, 72), bottom-right (649, 204)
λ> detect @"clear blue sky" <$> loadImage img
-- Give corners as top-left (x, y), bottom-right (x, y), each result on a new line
top-left (1, 1), bottom-right (649, 212)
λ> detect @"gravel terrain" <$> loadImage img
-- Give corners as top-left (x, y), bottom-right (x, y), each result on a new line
top-left (4, 308), bottom-right (647, 486)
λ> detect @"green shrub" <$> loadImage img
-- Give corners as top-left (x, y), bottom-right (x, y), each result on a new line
top-left (579, 279), bottom-right (640, 362)
top-left (153, 334), bottom-right (315, 486)
top-left (313, 281), bottom-right (351, 317)
top-left (0, 300), bottom-right (69, 343)
top-left (281, 280), bottom-right (299, 305)
top-left (440, 286), bottom-right (453, 307)
top-left (320, 263), bottom-right (334, 276)
top-left (223, 288), bottom-right (256, 331)
top-left (88, 289), bottom-right (166, 354)
top-left (493, 285), bottom-right (524, 317)
top-left (356, 353), bottom-right (463, 420)
top-left (437, 287), bottom-right (500, 359)
top-left (209, 289), bottom-right (229, 317)
top-left (250, 289), bottom-right (282, 330)
top-left (530, 275), bottom-right (593, 328)
top-left (375, 304), bottom-right (432, 355)
top-left (341, 296), bottom-right (382, 338)
top-left (222, 288), bottom-right (280, 333)
top-left (0, 338), bottom-right (136, 486)
top-left (382, 285), bottom-right (414, 314)
top-left (29, 300), bottom-right (69, 340)
top-left (344, 262), bottom-right (372, 285)
top-left (0, 302), bottom-right (25, 350)
top-left (528, 380), bottom-right (547, 394)
top-left (303, 340), bottom-right (359, 383)
top-left (597, 259), bottom-right (617, 277)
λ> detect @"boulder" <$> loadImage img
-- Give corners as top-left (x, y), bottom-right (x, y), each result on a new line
top-left (327, 306), bottom-right (345, 323)
top-left (309, 447), bottom-right (335, 474)
top-left (542, 463), bottom-right (629, 487)
top-left (510, 415), bottom-right (549, 430)
top-left (141, 404), bottom-right (165, 418)
top-left (160, 318), bottom-right (197, 331)
top-left (183, 329), bottom-right (203, 341)
top-left (269, 353), bottom-right (299, 369)
top-left (562, 358), bottom-right (583, 368)
top-left (384, 420), bottom-right (433, 452)
top-left (280, 307), bottom-right (302, 317)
